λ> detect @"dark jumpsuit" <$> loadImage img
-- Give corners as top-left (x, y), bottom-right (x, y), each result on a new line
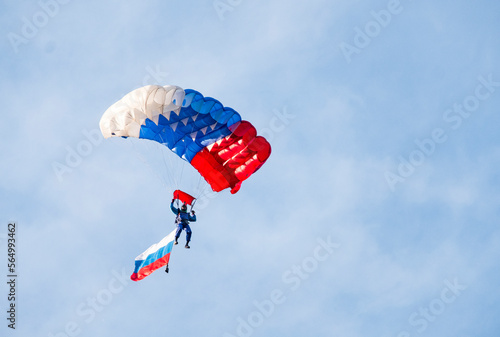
top-left (170, 202), bottom-right (196, 242)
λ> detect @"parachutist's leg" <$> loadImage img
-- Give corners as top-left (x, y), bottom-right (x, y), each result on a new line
top-left (174, 224), bottom-right (183, 245)
top-left (185, 224), bottom-right (192, 242)
top-left (185, 224), bottom-right (192, 249)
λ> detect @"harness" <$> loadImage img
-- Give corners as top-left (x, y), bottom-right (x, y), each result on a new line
top-left (175, 209), bottom-right (190, 225)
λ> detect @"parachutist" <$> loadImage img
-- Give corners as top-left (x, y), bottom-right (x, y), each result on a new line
top-left (100, 84), bottom-right (271, 279)
top-left (171, 198), bottom-right (197, 248)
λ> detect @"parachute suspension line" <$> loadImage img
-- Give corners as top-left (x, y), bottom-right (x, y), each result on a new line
top-left (144, 138), bottom-right (171, 189)
top-left (166, 148), bottom-right (179, 188)
top-left (195, 173), bottom-right (204, 199)
top-left (178, 158), bottom-right (186, 189)
top-left (193, 182), bottom-right (212, 208)
top-left (159, 135), bottom-right (186, 191)
top-left (157, 133), bottom-right (179, 190)
top-left (197, 176), bottom-right (215, 206)
top-left (127, 138), bottom-right (168, 190)
top-left (159, 146), bottom-right (172, 187)
top-left (141, 139), bottom-right (162, 187)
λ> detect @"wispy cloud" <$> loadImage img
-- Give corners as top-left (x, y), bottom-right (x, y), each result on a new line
top-left (2, 1), bottom-right (500, 336)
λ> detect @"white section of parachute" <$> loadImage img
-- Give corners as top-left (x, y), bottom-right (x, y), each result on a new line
top-left (99, 85), bottom-right (185, 139)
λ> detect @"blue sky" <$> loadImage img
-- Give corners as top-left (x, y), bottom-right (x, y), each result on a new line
top-left (1, 0), bottom-right (500, 336)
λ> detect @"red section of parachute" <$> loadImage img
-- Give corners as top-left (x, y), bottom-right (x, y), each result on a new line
top-left (173, 190), bottom-right (196, 205)
top-left (191, 121), bottom-right (271, 194)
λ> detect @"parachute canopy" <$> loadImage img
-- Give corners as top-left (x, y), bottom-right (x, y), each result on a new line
top-left (100, 85), bottom-right (271, 194)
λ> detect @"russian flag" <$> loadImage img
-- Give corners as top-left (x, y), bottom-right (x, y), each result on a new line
top-left (131, 229), bottom-right (176, 281)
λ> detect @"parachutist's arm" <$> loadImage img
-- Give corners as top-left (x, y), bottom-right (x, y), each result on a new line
top-left (170, 202), bottom-right (179, 214)
top-left (188, 213), bottom-right (196, 222)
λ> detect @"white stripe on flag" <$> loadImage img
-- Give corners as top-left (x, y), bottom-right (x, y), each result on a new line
top-left (134, 229), bottom-right (176, 261)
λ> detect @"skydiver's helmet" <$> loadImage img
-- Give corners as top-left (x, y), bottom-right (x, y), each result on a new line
top-left (181, 203), bottom-right (188, 212)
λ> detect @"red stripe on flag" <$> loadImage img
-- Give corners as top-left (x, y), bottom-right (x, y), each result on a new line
top-left (130, 252), bottom-right (172, 281)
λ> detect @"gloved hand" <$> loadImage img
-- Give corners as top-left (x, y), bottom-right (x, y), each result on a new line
top-left (191, 210), bottom-right (195, 215)
top-left (171, 198), bottom-right (175, 203)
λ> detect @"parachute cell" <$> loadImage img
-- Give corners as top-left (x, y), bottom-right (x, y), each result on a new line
top-left (191, 121), bottom-right (272, 194)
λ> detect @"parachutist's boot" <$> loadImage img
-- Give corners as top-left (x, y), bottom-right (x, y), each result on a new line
top-left (185, 242), bottom-right (190, 249)
top-left (174, 239), bottom-right (178, 245)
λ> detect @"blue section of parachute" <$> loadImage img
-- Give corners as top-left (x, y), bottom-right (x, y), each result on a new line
top-left (138, 89), bottom-right (241, 162)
